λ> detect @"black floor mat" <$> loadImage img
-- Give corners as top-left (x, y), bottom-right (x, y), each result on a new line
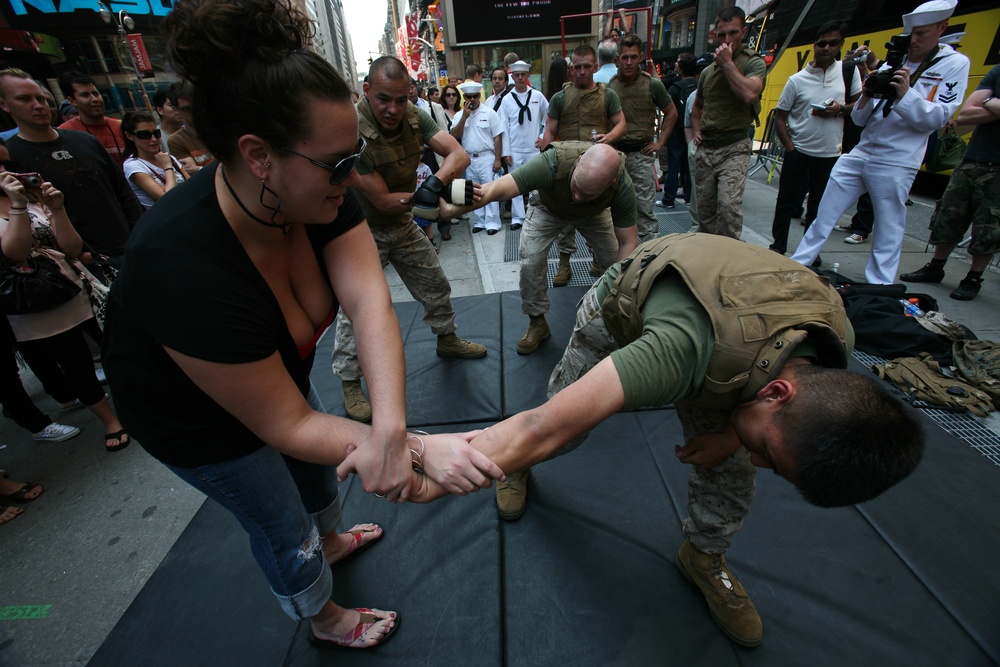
top-left (90, 291), bottom-right (1000, 667)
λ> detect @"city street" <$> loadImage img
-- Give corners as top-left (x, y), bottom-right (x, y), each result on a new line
top-left (1, 160), bottom-right (997, 665)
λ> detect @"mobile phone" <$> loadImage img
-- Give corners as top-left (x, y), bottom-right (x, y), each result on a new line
top-left (11, 172), bottom-right (42, 189)
top-left (810, 103), bottom-right (828, 111)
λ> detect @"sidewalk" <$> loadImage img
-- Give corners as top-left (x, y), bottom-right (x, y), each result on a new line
top-left (1, 165), bottom-right (997, 665)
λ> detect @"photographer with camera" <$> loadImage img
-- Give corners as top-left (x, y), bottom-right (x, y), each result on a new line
top-left (790, 0), bottom-right (970, 284)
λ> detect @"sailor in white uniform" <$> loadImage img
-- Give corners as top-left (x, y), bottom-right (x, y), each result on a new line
top-left (790, 0), bottom-right (970, 284)
top-left (498, 60), bottom-right (550, 230)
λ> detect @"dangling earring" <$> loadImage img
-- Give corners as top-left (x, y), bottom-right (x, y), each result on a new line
top-left (258, 173), bottom-right (288, 234)
top-left (219, 163), bottom-right (290, 234)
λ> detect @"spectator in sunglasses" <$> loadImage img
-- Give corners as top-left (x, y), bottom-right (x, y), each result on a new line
top-left (122, 111), bottom-right (186, 208)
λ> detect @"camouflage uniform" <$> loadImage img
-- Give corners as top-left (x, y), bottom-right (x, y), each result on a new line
top-left (333, 99), bottom-right (467, 382)
top-left (547, 286), bottom-right (755, 554)
top-left (331, 222), bottom-right (457, 381)
top-left (927, 162), bottom-right (1000, 255)
top-left (626, 151), bottom-right (659, 242)
top-left (520, 194), bottom-right (620, 317)
top-left (694, 137), bottom-right (752, 238)
top-left (694, 46), bottom-right (765, 240)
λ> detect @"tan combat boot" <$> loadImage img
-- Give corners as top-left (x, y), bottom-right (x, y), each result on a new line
top-left (342, 380), bottom-right (372, 423)
top-left (436, 333), bottom-right (487, 359)
top-left (676, 540), bottom-right (763, 647)
top-left (495, 469), bottom-right (529, 520)
top-left (552, 254), bottom-right (573, 287)
top-left (589, 261), bottom-right (602, 277)
top-left (516, 315), bottom-right (551, 354)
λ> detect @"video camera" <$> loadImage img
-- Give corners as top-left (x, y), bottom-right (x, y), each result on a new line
top-left (863, 33), bottom-right (911, 101)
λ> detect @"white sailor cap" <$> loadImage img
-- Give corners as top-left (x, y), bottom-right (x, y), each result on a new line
top-left (509, 60), bottom-right (531, 73)
top-left (457, 80), bottom-right (483, 95)
top-left (939, 31), bottom-right (964, 45)
top-left (902, 0), bottom-right (956, 32)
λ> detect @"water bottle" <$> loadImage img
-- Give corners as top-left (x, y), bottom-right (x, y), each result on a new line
top-left (899, 299), bottom-right (924, 317)
top-left (590, 129), bottom-right (598, 142)
top-left (831, 262), bottom-right (840, 288)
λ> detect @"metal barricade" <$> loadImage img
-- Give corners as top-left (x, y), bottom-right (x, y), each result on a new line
top-left (748, 108), bottom-right (784, 183)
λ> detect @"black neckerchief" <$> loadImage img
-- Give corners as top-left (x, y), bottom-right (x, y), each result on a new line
top-left (510, 89), bottom-right (533, 124)
top-left (492, 84), bottom-right (513, 112)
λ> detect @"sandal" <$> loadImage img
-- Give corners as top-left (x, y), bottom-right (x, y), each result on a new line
top-left (309, 608), bottom-right (399, 649)
top-left (1, 482), bottom-right (43, 504)
top-left (344, 523), bottom-right (382, 560)
top-left (0, 505), bottom-right (24, 526)
top-left (329, 523), bottom-right (383, 566)
top-left (105, 429), bottom-right (130, 452)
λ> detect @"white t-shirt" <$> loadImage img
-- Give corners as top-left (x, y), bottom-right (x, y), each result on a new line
top-left (684, 89), bottom-right (697, 129)
top-left (776, 61), bottom-right (861, 158)
top-left (451, 105), bottom-right (505, 155)
top-left (123, 156), bottom-right (186, 208)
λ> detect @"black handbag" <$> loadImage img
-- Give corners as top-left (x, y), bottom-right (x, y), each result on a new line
top-left (0, 253), bottom-right (82, 315)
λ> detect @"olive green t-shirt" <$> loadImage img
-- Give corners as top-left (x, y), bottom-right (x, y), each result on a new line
top-left (510, 149), bottom-right (637, 228)
top-left (596, 268), bottom-right (714, 410)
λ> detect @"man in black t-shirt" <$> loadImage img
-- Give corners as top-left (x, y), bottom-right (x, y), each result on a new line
top-left (899, 62), bottom-right (1000, 301)
top-left (0, 68), bottom-right (143, 263)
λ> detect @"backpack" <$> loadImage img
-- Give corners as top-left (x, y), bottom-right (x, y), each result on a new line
top-left (668, 78), bottom-right (698, 129)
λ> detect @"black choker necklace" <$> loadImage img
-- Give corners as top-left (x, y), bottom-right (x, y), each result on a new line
top-left (219, 165), bottom-right (290, 234)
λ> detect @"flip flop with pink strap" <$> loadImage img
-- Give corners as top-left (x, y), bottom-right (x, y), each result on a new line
top-left (308, 608), bottom-right (399, 649)
top-left (339, 523), bottom-right (383, 563)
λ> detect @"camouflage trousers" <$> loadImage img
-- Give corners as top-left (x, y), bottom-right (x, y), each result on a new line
top-left (694, 137), bottom-right (752, 239)
top-left (332, 219), bottom-right (456, 381)
top-left (548, 286), bottom-right (755, 554)
top-left (929, 161), bottom-right (1000, 256)
top-left (687, 140), bottom-right (699, 224)
top-left (625, 151), bottom-right (659, 243)
top-left (519, 199), bottom-right (619, 316)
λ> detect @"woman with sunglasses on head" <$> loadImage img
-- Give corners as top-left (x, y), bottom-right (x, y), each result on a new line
top-left (440, 84), bottom-right (462, 122)
top-left (101, 0), bottom-right (502, 649)
top-left (121, 111), bottom-right (186, 209)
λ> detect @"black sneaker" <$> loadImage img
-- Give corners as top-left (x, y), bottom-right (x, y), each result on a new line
top-left (900, 263), bottom-right (945, 283)
top-left (950, 277), bottom-right (983, 301)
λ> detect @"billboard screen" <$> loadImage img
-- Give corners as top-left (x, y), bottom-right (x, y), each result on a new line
top-left (448, 0), bottom-right (592, 46)
top-left (0, 0), bottom-right (171, 32)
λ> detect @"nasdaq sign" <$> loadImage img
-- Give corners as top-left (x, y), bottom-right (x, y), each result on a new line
top-left (6, 0), bottom-right (172, 15)
top-left (0, 0), bottom-right (172, 31)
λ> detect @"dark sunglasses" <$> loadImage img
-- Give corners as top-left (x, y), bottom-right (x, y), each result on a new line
top-left (280, 136), bottom-right (366, 184)
top-left (815, 39), bottom-right (843, 48)
top-left (444, 92), bottom-right (458, 97)
top-left (133, 128), bottom-right (162, 140)
top-left (464, 94), bottom-right (481, 99)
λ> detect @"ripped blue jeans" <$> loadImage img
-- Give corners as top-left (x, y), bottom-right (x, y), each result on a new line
top-left (166, 387), bottom-right (340, 620)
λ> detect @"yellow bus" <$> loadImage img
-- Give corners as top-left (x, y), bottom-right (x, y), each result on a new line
top-left (754, 0), bottom-right (1000, 153)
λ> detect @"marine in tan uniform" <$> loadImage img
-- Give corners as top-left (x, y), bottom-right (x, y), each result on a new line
top-left (334, 56), bottom-right (487, 422)
top-left (540, 44), bottom-right (628, 286)
top-left (691, 7), bottom-right (766, 238)
top-left (609, 35), bottom-right (678, 243)
top-left (413, 234), bottom-right (925, 648)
